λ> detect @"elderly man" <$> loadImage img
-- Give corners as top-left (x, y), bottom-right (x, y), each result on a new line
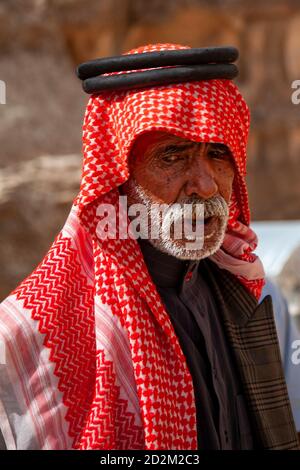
top-left (0, 43), bottom-right (298, 450)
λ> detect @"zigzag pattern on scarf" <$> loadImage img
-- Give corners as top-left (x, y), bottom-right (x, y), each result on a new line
top-left (12, 233), bottom-right (144, 449)
top-left (78, 350), bottom-right (145, 450)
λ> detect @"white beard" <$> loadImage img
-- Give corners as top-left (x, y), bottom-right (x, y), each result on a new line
top-left (124, 178), bottom-right (229, 260)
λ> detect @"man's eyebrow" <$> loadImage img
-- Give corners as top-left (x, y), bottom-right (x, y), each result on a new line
top-left (159, 141), bottom-right (231, 150)
top-left (209, 143), bottom-right (231, 152)
top-left (152, 140), bottom-right (232, 155)
top-left (157, 141), bottom-right (195, 152)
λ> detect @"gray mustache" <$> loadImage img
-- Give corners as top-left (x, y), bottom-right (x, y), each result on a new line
top-left (179, 195), bottom-right (229, 218)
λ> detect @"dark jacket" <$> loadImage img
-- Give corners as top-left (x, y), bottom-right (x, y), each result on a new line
top-left (201, 258), bottom-right (299, 450)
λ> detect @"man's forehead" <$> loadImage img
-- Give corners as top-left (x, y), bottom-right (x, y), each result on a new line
top-left (131, 130), bottom-right (230, 155)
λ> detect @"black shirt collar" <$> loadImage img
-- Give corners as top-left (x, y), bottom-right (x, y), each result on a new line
top-left (138, 238), bottom-right (199, 288)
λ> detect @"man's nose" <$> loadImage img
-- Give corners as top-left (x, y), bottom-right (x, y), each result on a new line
top-left (184, 158), bottom-right (218, 199)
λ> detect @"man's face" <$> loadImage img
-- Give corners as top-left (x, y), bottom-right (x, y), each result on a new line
top-left (121, 131), bottom-right (235, 260)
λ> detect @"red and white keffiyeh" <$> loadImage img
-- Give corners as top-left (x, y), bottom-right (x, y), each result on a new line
top-left (0, 43), bottom-right (265, 450)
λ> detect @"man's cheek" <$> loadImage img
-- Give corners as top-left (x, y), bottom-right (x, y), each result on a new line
top-left (218, 183), bottom-right (232, 206)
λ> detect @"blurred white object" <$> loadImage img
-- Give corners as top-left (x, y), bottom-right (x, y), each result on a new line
top-left (252, 220), bottom-right (300, 318)
top-left (252, 220), bottom-right (300, 277)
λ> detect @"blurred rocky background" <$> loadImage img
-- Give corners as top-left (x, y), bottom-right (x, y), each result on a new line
top-left (1, 0), bottom-right (300, 299)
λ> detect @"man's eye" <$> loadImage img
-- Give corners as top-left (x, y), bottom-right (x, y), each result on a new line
top-left (161, 154), bottom-right (184, 164)
top-left (208, 150), bottom-right (229, 160)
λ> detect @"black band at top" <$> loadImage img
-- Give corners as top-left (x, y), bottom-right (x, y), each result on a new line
top-left (77, 46), bottom-right (239, 80)
top-left (82, 63), bottom-right (238, 94)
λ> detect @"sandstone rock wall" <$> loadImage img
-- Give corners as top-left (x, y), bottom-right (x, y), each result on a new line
top-left (1, 0), bottom-right (300, 298)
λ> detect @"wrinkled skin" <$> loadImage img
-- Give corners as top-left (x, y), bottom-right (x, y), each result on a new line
top-left (121, 131), bottom-right (236, 259)
top-left (124, 130), bottom-right (235, 205)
